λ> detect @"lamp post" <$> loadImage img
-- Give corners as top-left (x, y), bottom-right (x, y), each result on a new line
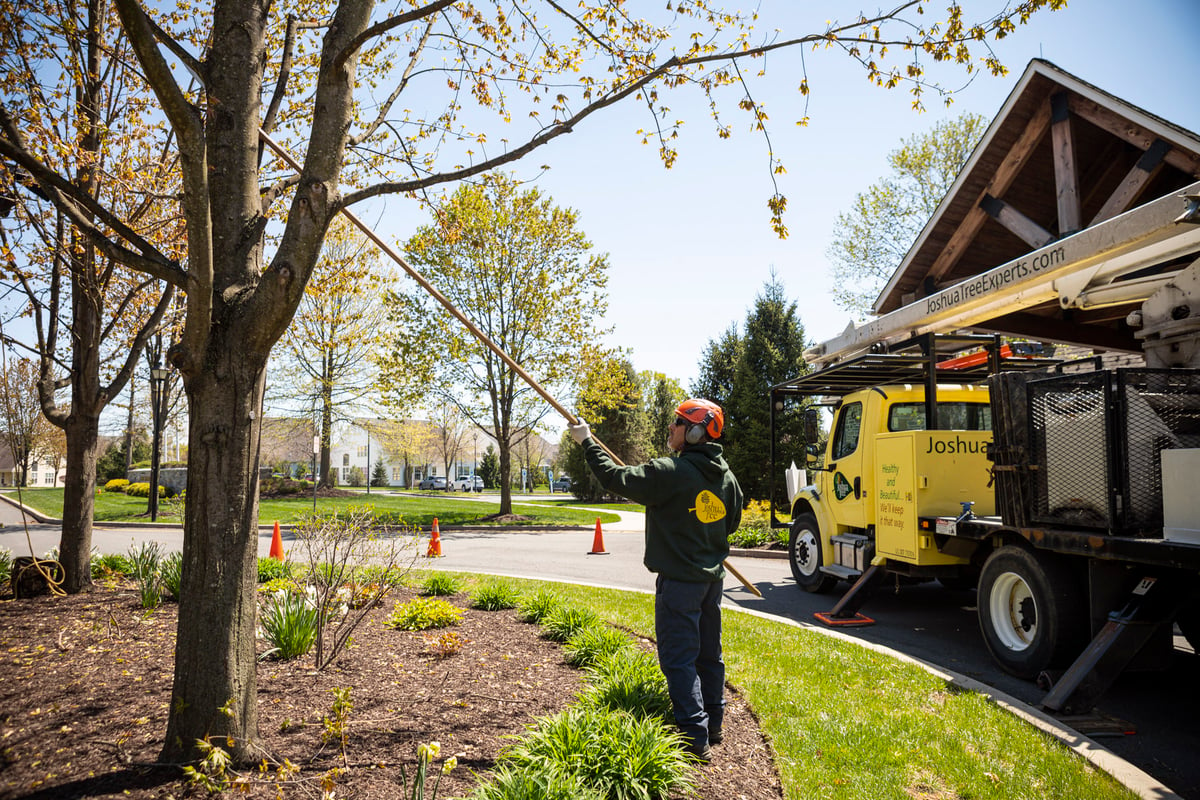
top-left (148, 363), bottom-right (169, 522)
top-left (312, 431), bottom-right (320, 512)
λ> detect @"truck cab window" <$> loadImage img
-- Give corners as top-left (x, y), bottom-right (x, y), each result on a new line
top-left (832, 402), bottom-right (863, 460)
top-left (887, 402), bottom-right (992, 432)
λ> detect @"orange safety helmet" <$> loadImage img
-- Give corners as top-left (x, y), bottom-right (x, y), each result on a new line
top-left (675, 398), bottom-right (724, 444)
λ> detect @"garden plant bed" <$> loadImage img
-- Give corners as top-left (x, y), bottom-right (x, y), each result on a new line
top-left (0, 583), bottom-right (783, 799)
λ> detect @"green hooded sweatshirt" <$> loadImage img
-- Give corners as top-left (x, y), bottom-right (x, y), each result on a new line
top-left (582, 439), bottom-right (743, 583)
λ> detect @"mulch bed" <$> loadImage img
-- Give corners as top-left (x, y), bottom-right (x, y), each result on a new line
top-left (0, 584), bottom-right (783, 799)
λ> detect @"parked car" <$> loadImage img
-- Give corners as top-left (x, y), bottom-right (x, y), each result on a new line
top-left (551, 476), bottom-right (572, 492)
top-left (453, 475), bottom-right (484, 492)
top-left (417, 476), bottom-right (447, 490)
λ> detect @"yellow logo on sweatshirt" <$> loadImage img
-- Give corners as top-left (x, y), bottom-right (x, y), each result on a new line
top-left (690, 490), bottom-right (726, 524)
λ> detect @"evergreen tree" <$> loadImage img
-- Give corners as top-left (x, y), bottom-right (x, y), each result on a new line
top-left (725, 274), bottom-right (811, 503)
top-left (478, 445), bottom-right (500, 489)
top-left (370, 458), bottom-right (388, 487)
top-left (691, 323), bottom-right (743, 413)
top-left (640, 371), bottom-right (686, 458)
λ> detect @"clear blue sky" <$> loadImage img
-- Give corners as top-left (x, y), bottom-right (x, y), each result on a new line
top-left (379, 0), bottom-right (1200, 397)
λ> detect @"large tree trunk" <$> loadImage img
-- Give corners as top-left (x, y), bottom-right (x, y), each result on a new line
top-left (161, 353), bottom-right (266, 763)
top-left (57, 413), bottom-right (99, 593)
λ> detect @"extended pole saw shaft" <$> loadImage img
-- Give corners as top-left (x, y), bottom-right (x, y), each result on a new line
top-left (258, 131), bottom-right (760, 598)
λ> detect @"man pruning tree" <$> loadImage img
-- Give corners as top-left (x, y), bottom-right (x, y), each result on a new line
top-left (570, 399), bottom-right (742, 762)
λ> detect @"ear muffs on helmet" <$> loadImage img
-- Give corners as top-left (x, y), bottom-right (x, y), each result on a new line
top-left (685, 410), bottom-right (715, 445)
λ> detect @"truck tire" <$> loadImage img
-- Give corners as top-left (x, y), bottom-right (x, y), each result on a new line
top-left (978, 546), bottom-right (1085, 679)
top-left (789, 513), bottom-right (836, 594)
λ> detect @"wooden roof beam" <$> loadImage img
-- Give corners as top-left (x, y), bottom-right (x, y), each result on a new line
top-left (1068, 94), bottom-right (1200, 178)
top-left (1051, 92), bottom-right (1082, 235)
top-left (980, 193), bottom-right (1055, 249)
top-left (924, 100), bottom-right (1054, 286)
top-left (1090, 138), bottom-right (1170, 226)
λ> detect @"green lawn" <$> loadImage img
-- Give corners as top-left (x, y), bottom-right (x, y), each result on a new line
top-left (420, 573), bottom-right (1138, 800)
top-left (7, 488), bottom-right (621, 527)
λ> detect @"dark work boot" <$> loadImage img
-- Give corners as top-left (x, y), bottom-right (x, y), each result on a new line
top-left (708, 727), bottom-right (723, 745)
top-left (683, 737), bottom-right (711, 763)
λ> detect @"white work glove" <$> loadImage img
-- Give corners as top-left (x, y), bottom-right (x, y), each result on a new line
top-left (568, 421), bottom-right (591, 445)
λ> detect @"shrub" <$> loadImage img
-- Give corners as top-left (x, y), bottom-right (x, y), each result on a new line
top-left (578, 649), bottom-right (672, 720)
top-left (517, 586), bottom-right (561, 624)
top-left (104, 478), bottom-right (130, 493)
top-left (0, 548), bottom-right (10, 588)
top-left (385, 597), bottom-right (463, 631)
top-left (562, 625), bottom-right (633, 669)
top-left (259, 588), bottom-right (321, 660)
top-left (471, 580), bottom-right (522, 611)
top-left (257, 556), bottom-right (296, 583)
top-left (421, 572), bottom-right (461, 597)
top-left (730, 500), bottom-right (789, 548)
top-left (497, 707), bottom-right (692, 800)
top-left (540, 605), bottom-right (600, 643)
top-left (124, 482), bottom-right (166, 498)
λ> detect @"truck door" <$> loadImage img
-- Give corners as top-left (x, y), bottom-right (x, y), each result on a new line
top-left (828, 400), bottom-right (868, 528)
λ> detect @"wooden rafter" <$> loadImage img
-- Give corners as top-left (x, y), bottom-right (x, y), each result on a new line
top-left (968, 310), bottom-right (1140, 352)
top-left (1067, 94), bottom-right (1200, 178)
top-left (980, 193), bottom-right (1055, 249)
top-left (1050, 92), bottom-right (1082, 234)
top-left (1090, 138), bottom-right (1170, 225)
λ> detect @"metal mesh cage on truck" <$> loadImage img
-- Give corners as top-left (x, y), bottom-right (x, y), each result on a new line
top-left (1027, 369), bottom-right (1200, 536)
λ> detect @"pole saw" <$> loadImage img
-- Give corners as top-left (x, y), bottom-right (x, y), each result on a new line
top-left (258, 130), bottom-right (761, 598)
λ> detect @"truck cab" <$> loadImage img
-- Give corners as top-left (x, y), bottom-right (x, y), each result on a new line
top-left (790, 382), bottom-right (994, 592)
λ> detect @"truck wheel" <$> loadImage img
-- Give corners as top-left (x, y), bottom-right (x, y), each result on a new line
top-left (789, 513), bottom-right (836, 594)
top-left (978, 546), bottom-right (1085, 679)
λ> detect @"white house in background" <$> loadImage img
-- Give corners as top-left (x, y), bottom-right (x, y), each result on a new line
top-left (329, 418), bottom-right (558, 488)
top-left (0, 449), bottom-right (66, 488)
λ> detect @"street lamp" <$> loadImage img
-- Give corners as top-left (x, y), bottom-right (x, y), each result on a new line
top-left (148, 363), bottom-right (169, 522)
top-left (312, 431), bottom-right (320, 512)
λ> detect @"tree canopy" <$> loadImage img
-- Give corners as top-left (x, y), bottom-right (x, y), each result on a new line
top-left (381, 174), bottom-right (612, 514)
top-left (0, 0), bottom-right (1063, 765)
top-left (827, 112), bottom-right (989, 317)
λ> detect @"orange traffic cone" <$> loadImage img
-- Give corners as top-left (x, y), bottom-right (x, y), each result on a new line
top-left (269, 521), bottom-right (285, 561)
top-left (587, 517), bottom-right (608, 555)
top-left (426, 518), bottom-right (443, 558)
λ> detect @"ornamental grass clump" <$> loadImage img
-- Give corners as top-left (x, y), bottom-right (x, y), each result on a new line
top-left (127, 542), bottom-right (163, 609)
top-left (257, 556), bottom-right (296, 583)
top-left (562, 624), bottom-right (634, 668)
top-left (386, 597), bottom-right (463, 631)
top-left (496, 706), bottom-right (693, 800)
top-left (463, 763), bottom-right (605, 800)
top-left (578, 649), bottom-right (673, 720)
top-left (516, 586), bottom-right (561, 624)
top-left (470, 579), bottom-right (522, 610)
top-left (421, 572), bottom-right (462, 597)
top-left (259, 588), bottom-right (321, 660)
top-left (540, 605), bottom-right (600, 643)
top-left (159, 552), bottom-right (183, 600)
top-left (90, 552), bottom-right (130, 578)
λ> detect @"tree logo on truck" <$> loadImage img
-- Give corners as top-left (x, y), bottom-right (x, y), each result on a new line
top-left (834, 472), bottom-right (853, 500)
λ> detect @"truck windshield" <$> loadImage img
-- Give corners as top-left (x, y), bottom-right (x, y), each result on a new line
top-left (888, 402), bottom-right (992, 432)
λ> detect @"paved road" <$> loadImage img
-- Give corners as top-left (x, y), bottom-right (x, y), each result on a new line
top-left (3, 497), bottom-right (1197, 797)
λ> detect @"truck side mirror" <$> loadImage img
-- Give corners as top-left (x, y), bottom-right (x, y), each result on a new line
top-left (805, 442), bottom-right (820, 463)
top-left (804, 408), bottom-right (819, 443)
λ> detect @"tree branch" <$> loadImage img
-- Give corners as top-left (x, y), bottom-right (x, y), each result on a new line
top-left (333, 0), bottom-right (456, 71)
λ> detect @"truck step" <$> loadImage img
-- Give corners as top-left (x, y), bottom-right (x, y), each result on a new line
top-left (820, 564), bottom-right (862, 580)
